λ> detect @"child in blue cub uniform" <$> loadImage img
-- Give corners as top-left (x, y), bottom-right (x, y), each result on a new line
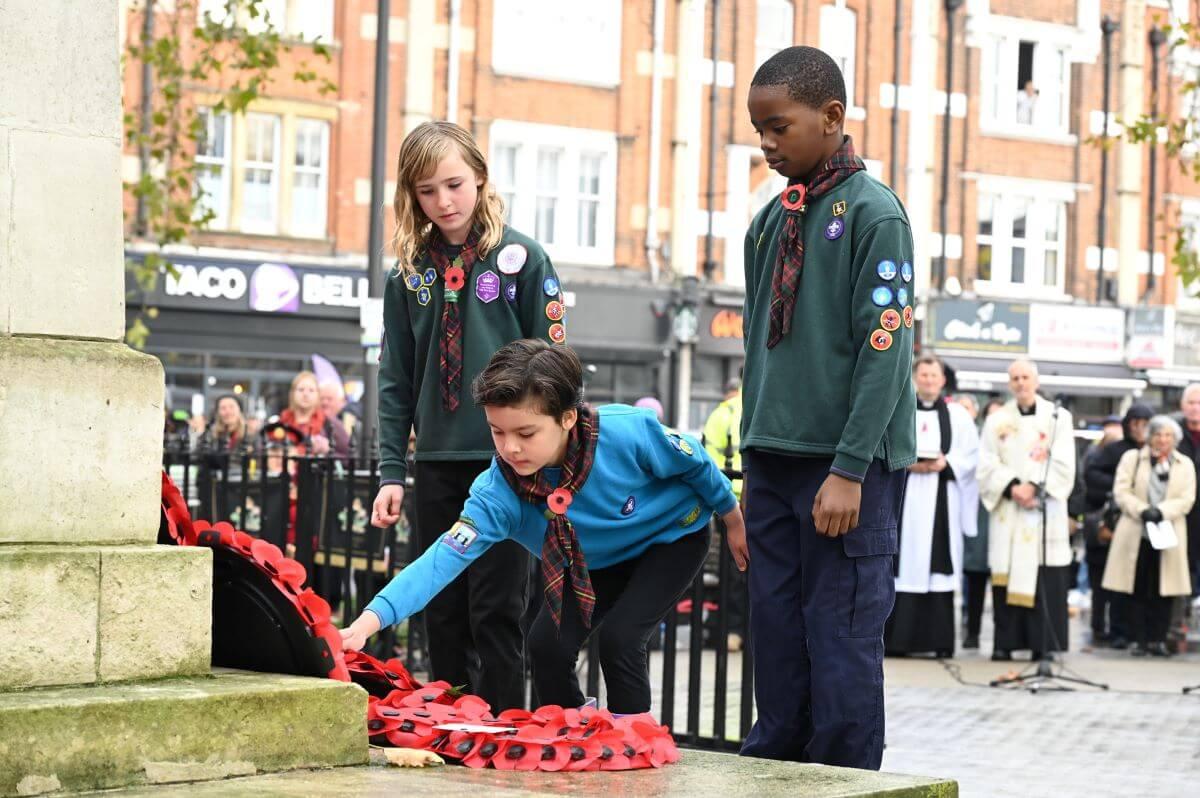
top-left (739, 46), bottom-right (916, 770)
top-left (341, 340), bottom-right (748, 713)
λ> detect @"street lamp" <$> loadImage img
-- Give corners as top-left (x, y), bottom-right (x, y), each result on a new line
top-left (936, 0), bottom-right (964, 294)
top-left (1145, 25), bottom-right (1167, 303)
top-left (1096, 15), bottom-right (1119, 305)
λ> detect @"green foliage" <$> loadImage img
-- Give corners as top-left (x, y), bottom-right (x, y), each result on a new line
top-left (1117, 20), bottom-right (1200, 297)
top-left (124, 0), bottom-right (335, 347)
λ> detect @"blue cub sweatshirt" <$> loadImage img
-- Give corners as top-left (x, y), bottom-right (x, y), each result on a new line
top-left (366, 405), bottom-right (738, 628)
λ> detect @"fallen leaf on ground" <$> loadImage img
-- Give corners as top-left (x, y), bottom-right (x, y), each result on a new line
top-left (383, 748), bottom-right (445, 768)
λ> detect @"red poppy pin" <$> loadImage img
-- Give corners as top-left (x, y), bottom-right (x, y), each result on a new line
top-left (445, 266), bottom-right (465, 291)
top-left (781, 184), bottom-right (807, 212)
top-left (548, 488), bottom-right (573, 515)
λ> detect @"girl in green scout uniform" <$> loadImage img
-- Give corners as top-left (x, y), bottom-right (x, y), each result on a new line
top-left (370, 121), bottom-right (566, 712)
top-left (739, 47), bottom-right (916, 771)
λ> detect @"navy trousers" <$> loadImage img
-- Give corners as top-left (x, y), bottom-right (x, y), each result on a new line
top-left (740, 451), bottom-right (904, 771)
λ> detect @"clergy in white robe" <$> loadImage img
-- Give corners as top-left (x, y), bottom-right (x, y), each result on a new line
top-left (977, 359), bottom-right (1076, 660)
top-left (885, 355), bottom-right (979, 656)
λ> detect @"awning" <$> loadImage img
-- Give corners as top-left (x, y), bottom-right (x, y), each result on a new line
top-left (1143, 368), bottom-right (1200, 388)
top-left (939, 355), bottom-right (1147, 397)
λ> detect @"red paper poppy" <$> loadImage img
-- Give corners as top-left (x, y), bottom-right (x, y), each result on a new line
top-left (442, 731), bottom-right (494, 762)
top-left (463, 738), bottom-right (503, 768)
top-left (781, 184), bottom-right (807, 211)
top-left (444, 266), bottom-right (465, 291)
top-left (453, 694), bottom-right (494, 721)
top-left (594, 729), bottom-right (635, 770)
top-left (496, 707), bottom-right (534, 725)
top-left (561, 737), bottom-right (602, 771)
top-left (547, 488), bottom-right (573, 515)
top-left (491, 738), bottom-right (546, 771)
top-left (160, 471), bottom-right (196, 545)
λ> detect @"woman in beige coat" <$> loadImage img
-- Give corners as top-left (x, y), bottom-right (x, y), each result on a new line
top-left (1102, 415), bottom-right (1196, 656)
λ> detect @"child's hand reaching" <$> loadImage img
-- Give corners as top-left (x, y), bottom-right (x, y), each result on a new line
top-left (339, 611), bottom-right (382, 652)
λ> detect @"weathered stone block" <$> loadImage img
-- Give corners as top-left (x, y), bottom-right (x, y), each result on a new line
top-left (99, 546), bottom-right (213, 683)
top-left (1, 129), bottom-right (124, 339)
top-left (0, 671), bottom-right (369, 796)
top-left (0, 547), bottom-right (99, 691)
top-left (0, 338), bottom-right (164, 545)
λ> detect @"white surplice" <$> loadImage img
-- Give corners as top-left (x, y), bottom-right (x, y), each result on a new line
top-left (896, 400), bottom-right (980, 594)
top-left (977, 396), bottom-right (1076, 606)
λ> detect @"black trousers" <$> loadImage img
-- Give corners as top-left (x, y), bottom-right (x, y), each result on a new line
top-left (1085, 545), bottom-right (1126, 640)
top-left (963, 570), bottom-right (989, 640)
top-left (1129, 538), bottom-right (1173, 646)
top-left (415, 460), bottom-right (529, 711)
top-left (527, 528), bottom-right (710, 714)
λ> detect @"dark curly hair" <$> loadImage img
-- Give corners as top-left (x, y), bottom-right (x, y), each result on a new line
top-left (751, 45), bottom-right (846, 109)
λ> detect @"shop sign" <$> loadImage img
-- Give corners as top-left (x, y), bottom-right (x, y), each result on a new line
top-left (928, 299), bottom-right (1029, 354)
top-left (1175, 314), bottom-right (1200, 369)
top-left (1126, 307), bottom-right (1173, 369)
top-left (1028, 303), bottom-right (1125, 364)
top-left (709, 309), bottom-right (743, 339)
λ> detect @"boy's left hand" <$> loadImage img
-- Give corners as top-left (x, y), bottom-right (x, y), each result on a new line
top-left (813, 473), bottom-right (862, 537)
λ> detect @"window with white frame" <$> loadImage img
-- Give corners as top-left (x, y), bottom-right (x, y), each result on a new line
top-left (819, 5), bottom-right (857, 108)
top-left (194, 108), bottom-right (232, 229)
top-left (755, 0), bottom-right (794, 69)
top-left (218, 0), bottom-right (333, 40)
top-left (242, 113), bottom-right (280, 234)
top-left (975, 192), bottom-right (1067, 292)
top-left (290, 0), bottom-right (334, 40)
top-left (490, 121), bottom-right (617, 266)
top-left (980, 35), bottom-right (1071, 133)
top-left (492, 144), bottom-right (519, 224)
top-left (492, 0), bottom-right (622, 87)
top-left (291, 118), bottom-right (329, 238)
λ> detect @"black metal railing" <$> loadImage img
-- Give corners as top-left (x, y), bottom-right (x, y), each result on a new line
top-left (164, 444), bottom-right (752, 749)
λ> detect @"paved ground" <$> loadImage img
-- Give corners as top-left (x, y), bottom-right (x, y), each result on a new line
top-left (634, 596), bottom-right (1200, 797)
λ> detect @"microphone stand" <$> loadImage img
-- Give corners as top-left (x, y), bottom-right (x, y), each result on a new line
top-left (990, 397), bottom-right (1108, 693)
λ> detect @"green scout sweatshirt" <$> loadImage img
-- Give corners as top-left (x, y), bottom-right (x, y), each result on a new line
top-left (741, 170), bottom-right (916, 481)
top-left (378, 226), bottom-right (566, 482)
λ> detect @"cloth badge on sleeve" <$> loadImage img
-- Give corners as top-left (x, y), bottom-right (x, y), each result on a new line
top-left (833, 200), bottom-right (847, 217)
top-left (679, 505), bottom-right (702, 527)
top-left (621, 496), bottom-right (636, 516)
top-left (442, 521), bottom-right (478, 554)
top-left (543, 277), bottom-right (560, 297)
top-left (897, 287), bottom-right (909, 306)
top-left (876, 259), bottom-right (898, 281)
top-left (870, 329), bottom-right (893, 351)
top-left (475, 270), bottom-right (500, 304)
top-left (824, 218), bottom-right (844, 240)
top-left (901, 261), bottom-right (913, 282)
top-left (505, 281), bottom-right (518, 303)
top-left (545, 301), bottom-right (565, 321)
top-left (871, 286), bottom-right (894, 307)
top-left (497, 243), bottom-right (528, 275)
top-left (548, 322), bottom-right (566, 344)
top-left (404, 273), bottom-right (423, 292)
top-left (422, 267), bottom-right (437, 286)
top-left (903, 306), bottom-right (913, 328)
top-left (880, 308), bottom-right (901, 332)
top-left (417, 287), bottom-right (432, 306)
top-left (668, 433), bottom-right (694, 456)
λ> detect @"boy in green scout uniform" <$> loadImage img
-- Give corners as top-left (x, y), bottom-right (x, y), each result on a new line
top-left (737, 46), bottom-right (916, 771)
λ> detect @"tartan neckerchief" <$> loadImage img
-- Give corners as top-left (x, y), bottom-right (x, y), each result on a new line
top-left (767, 136), bottom-right (866, 349)
top-left (496, 404), bottom-right (600, 631)
top-left (427, 227), bottom-right (481, 411)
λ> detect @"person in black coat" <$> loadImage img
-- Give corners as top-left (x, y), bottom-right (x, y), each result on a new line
top-left (1079, 403), bottom-right (1153, 647)
top-left (1172, 384), bottom-right (1200, 598)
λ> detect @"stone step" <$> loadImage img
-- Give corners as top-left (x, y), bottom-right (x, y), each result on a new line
top-left (0, 670), bottom-right (367, 796)
top-left (0, 545), bottom-right (212, 691)
top-left (86, 748), bottom-right (956, 797)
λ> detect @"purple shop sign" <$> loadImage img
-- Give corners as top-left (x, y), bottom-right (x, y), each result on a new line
top-left (250, 262), bottom-right (301, 313)
top-left (475, 270), bottom-right (500, 304)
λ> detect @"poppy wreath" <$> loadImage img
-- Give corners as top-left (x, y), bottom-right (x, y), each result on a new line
top-left (160, 472), bottom-right (680, 771)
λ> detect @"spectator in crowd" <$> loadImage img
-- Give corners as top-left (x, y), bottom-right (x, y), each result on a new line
top-left (1103, 415), bottom-right (1196, 656)
top-left (1079, 404), bottom-right (1152, 648)
top-left (1016, 80), bottom-right (1038, 124)
top-left (320, 380), bottom-right (361, 453)
top-left (961, 397), bottom-right (1005, 650)
top-left (978, 359), bottom-right (1075, 662)
top-left (885, 355), bottom-right (979, 659)
top-left (192, 394), bottom-right (253, 453)
top-left (278, 370), bottom-right (350, 458)
top-left (1173, 383), bottom-right (1200, 598)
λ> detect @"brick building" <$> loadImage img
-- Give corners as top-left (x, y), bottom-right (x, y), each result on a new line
top-left (123, 0), bottom-right (1200, 428)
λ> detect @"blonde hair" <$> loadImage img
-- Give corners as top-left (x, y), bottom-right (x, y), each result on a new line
top-left (288, 371), bottom-right (319, 415)
top-left (391, 121), bottom-right (506, 273)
